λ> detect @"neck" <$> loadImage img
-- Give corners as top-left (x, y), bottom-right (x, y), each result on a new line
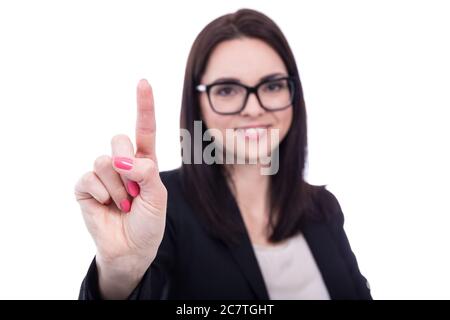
top-left (225, 163), bottom-right (271, 219)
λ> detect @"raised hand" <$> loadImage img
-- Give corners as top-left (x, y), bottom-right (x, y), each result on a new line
top-left (74, 79), bottom-right (167, 299)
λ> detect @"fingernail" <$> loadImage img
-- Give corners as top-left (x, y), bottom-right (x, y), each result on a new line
top-left (119, 199), bottom-right (131, 213)
top-left (113, 157), bottom-right (133, 170)
top-left (138, 78), bottom-right (149, 88)
top-left (127, 181), bottom-right (140, 197)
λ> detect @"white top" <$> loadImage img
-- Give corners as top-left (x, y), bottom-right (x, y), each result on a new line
top-left (252, 232), bottom-right (330, 300)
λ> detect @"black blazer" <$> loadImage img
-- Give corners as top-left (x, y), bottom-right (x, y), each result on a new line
top-left (79, 168), bottom-right (372, 300)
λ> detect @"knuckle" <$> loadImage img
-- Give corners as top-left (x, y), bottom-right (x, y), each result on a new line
top-left (80, 171), bottom-right (97, 188)
top-left (93, 155), bottom-right (111, 172)
top-left (74, 175), bottom-right (83, 193)
top-left (111, 184), bottom-right (127, 198)
top-left (111, 134), bottom-right (130, 146)
top-left (142, 158), bottom-right (157, 175)
top-left (73, 184), bottom-right (83, 199)
top-left (74, 172), bottom-right (95, 200)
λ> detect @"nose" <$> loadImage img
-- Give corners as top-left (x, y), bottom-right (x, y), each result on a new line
top-left (240, 92), bottom-right (265, 117)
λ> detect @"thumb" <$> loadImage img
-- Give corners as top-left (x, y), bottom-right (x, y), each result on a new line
top-left (111, 156), bottom-right (166, 211)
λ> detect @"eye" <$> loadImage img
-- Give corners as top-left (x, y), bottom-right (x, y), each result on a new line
top-left (262, 80), bottom-right (288, 92)
top-left (218, 87), bottom-right (234, 96)
top-left (211, 85), bottom-right (240, 97)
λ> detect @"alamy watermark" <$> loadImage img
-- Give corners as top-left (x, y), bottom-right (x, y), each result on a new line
top-left (180, 121), bottom-right (280, 175)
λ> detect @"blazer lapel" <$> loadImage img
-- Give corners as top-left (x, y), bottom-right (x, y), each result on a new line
top-left (302, 220), bottom-right (359, 299)
top-left (226, 236), bottom-right (270, 300)
top-left (222, 183), bottom-right (270, 300)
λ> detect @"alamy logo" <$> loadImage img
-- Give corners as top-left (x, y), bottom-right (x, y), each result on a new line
top-left (180, 121), bottom-right (280, 175)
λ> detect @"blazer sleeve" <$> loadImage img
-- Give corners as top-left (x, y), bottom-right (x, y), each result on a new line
top-left (324, 189), bottom-right (372, 299)
top-left (78, 197), bottom-right (178, 300)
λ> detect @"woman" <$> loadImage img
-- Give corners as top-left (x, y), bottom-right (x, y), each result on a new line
top-left (75, 8), bottom-right (371, 300)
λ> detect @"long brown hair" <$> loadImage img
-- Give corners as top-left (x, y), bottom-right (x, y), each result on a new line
top-left (179, 8), bottom-right (324, 245)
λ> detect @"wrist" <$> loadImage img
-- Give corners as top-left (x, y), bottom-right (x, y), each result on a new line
top-left (95, 253), bottom-right (153, 299)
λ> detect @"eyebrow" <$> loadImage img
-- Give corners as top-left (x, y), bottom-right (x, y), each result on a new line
top-left (211, 72), bottom-right (287, 84)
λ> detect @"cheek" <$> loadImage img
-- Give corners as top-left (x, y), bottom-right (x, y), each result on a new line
top-left (277, 108), bottom-right (293, 139)
top-left (199, 97), bottom-right (234, 141)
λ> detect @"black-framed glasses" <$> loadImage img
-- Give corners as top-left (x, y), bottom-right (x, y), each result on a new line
top-left (196, 76), bottom-right (296, 115)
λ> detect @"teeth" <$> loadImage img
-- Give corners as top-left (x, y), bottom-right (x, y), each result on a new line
top-left (235, 127), bottom-right (268, 139)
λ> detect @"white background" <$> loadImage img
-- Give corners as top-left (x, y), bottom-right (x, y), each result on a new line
top-left (0, 0), bottom-right (449, 299)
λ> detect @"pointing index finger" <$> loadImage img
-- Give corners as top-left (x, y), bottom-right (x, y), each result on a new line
top-left (136, 79), bottom-right (157, 161)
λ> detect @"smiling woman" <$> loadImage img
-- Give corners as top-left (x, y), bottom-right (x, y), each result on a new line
top-left (75, 8), bottom-right (371, 300)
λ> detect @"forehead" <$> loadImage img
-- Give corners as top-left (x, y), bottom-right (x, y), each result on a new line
top-left (201, 37), bottom-right (288, 85)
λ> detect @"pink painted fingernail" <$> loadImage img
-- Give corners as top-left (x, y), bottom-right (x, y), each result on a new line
top-left (113, 157), bottom-right (133, 170)
top-left (127, 181), bottom-right (140, 197)
top-left (119, 199), bottom-right (131, 213)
